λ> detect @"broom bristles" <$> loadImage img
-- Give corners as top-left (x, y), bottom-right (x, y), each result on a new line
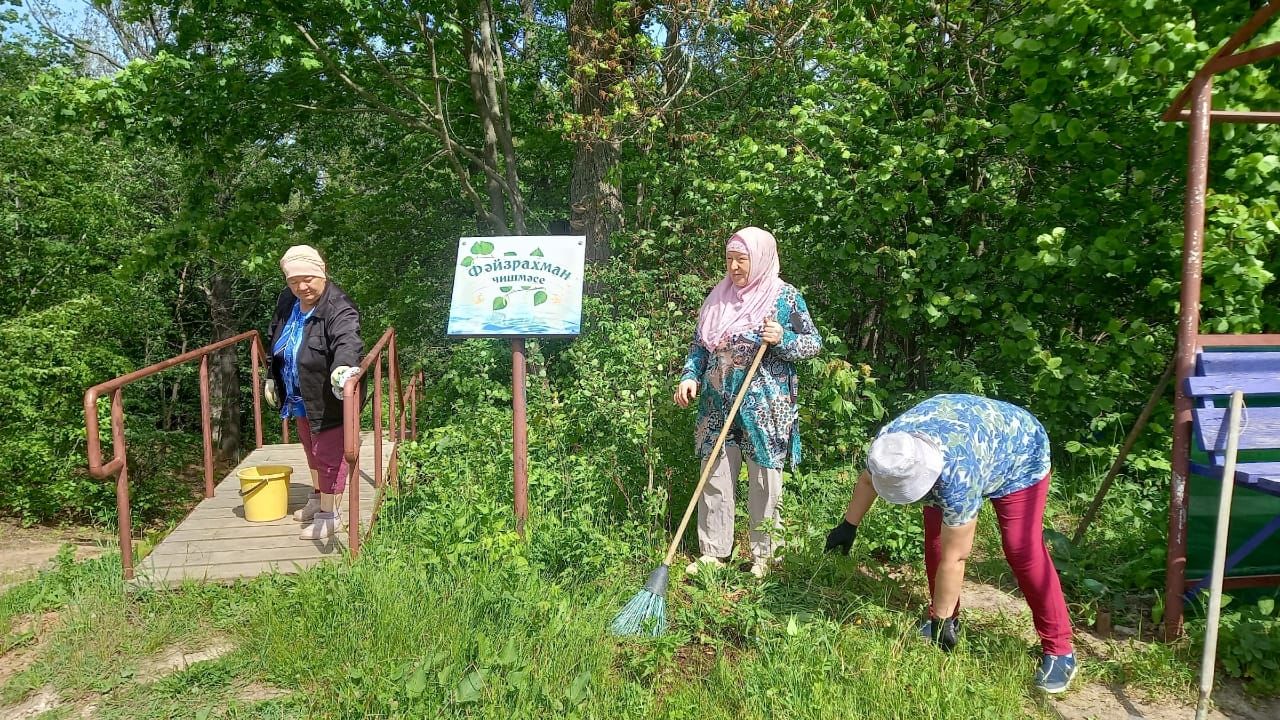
top-left (610, 588), bottom-right (667, 637)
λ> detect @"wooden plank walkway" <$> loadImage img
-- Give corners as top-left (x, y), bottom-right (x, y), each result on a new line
top-left (134, 432), bottom-right (394, 586)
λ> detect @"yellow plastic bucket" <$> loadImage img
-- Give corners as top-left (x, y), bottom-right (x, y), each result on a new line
top-left (237, 465), bottom-right (292, 522)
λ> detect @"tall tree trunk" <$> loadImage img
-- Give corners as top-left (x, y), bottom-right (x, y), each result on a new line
top-left (485, 0), bottom-right (526, 234)
top-left (467, 30), bottom-right (508, 234)
top-left (568, 0), bottom-right (624, 262)
top-left (205, 270), bottom-right (241, 463)
top-left (466, 2), bottom-right (527, 235)
top-left (520, 0), bottom-right (536, 55)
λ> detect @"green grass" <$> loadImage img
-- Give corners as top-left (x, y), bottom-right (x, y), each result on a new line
top-left (0, 529), bottom-right (1200, 718)
top-left (0, 448), bottom-right (1253, 719)
top-left (1, 544), bottom-right (1049, 719)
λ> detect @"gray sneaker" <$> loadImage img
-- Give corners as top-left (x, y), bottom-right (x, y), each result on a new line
top-left (918, 616), bottom-right (962, 638)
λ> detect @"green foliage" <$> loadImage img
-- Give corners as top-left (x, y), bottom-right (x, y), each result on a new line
top-left (624, 0), bottom-right (1276, 451)
top-left (0, 297), bottom-right (187, 524)
top-left (0, 35), bottom-right (199, 525)
top-left (1190, 594), bottom-right (1280, 694)
top-left (858, 503), bottom-right (927, 564)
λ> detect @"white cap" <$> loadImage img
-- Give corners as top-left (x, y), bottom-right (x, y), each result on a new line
top-left (867, 432), bottom-right (943, 504)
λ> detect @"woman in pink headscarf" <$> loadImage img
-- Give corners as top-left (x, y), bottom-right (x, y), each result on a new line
top-left (674, 227), bottom-right (822, 578)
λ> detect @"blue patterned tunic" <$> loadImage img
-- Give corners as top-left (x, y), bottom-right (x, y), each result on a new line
top-left (681, 284), bottom-right (822, 470)
top-left (271, 300), bottom-right (314, 420)
top-left (879, 394), bottom-right (1051, 526)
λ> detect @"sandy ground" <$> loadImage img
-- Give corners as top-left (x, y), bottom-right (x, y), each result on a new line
top-left (0, 520), bottom-right (109, 593)
top-left (958, 580), bottom-right (1280, 720)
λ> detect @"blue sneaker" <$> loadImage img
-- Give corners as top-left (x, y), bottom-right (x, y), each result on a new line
top-left (1034, 652), bottom-right (1078, 694)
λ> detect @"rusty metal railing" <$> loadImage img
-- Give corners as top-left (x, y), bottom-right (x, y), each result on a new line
top-left (83, 331), bottom-right (268, 579)
top-left (84, 327), bottom-right (423, 580)
top-left (335, 328), bottom-right (425, 555)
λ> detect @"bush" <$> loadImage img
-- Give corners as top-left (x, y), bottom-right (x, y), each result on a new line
top-left (0, 295), bottom-right (195, 526)
top-left (1190, 594), bottom-right (1280, 695)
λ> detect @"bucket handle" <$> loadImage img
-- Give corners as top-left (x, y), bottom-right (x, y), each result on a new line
top-left (239, 479), bottom-right (269, 497)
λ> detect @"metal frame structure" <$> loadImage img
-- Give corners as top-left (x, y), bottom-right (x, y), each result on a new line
top-left (1163, 0), bottom-right (1280, 640)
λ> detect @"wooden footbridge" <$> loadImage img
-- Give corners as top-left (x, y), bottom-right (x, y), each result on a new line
top-left (134, 433), bottom-right (389, 585)
top-left (83, 328), bottom-right (422, 585)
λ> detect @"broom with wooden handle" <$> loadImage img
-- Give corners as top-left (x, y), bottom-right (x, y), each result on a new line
top-left (611, 339), bottom-right (770, 636)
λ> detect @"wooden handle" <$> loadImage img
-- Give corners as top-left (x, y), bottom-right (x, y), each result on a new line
top-left (1196, 390), bottom-right (1244, 718)
top-left (664, 341), bottom-right (770, 566)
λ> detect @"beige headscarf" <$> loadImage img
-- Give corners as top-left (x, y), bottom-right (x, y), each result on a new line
top-left (280, 245), bottom-right (327, 279)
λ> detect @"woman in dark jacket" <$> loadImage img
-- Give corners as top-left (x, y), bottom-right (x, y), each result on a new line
top-left (263, 245), bottom-right (363, 540)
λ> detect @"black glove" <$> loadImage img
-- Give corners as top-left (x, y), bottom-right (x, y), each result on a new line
top-left (824, 519), bottom-right (858, 555)
top-left (928, 615), bottom-right (961, 652)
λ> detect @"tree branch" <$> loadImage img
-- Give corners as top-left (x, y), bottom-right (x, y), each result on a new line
top-left (26, 0), bottom-right (126, 71)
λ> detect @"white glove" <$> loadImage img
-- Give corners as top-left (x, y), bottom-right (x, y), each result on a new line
top-left (330, 365), bottom-right (359, 399)
top-left (264, 379), bottom-right (280, 409)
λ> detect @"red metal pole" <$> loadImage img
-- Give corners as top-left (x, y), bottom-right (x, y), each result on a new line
top-left (1165, 76), bottom-right (1212, 641)
top-left (374, 354), bottom-right (384, 489)
top-left (512, 338), bottom-right (528, 537)
top-left (251, 340), bottom-right (264, 448)
top-left (411, 372), bottom-right (419, 440)
top-left (344, 368), bottom-right (361, 557)
top-left (198, 355), bottom-right (215, 498)
top-left (388, 333), bottom-right (398, 442)
top-left (111, 390), bottom-right (134, 580)
top-left (347, 460), bottom-right (360, 556)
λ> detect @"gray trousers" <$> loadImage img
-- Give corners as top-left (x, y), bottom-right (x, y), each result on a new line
top-left (697, 444), bottom-right (784, 560)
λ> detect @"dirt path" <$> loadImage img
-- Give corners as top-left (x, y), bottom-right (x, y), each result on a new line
top-left (1, 628), bottom-right (288, 718)
top-left (1046, 680), bottom-right (1278, 720)
top-left (958, 580), bottom-right (1279, 720)
top-left (0, 520), bottom-right (109, 592)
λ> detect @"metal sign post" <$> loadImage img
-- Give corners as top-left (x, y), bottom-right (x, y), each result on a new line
top-left (512, 337), bottom-right (529, 535)
top-left (446, 236), bottom-right (586, 536)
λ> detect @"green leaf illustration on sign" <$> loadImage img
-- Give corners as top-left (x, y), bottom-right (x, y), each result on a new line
top-left (533, 290), bottom-right (548, 306)
top-left (461, 256), bottom-right (473, 267)
top-left (499, 286), bottom-right (512, 292)
top-left (493, 297), bottom-right (508, 310)
top-left (504, 251), bottom-right (517, 256)
top-left (470, 241), bottom-right (494, 255)
top-left (531, 248), bottom-right (544, 257)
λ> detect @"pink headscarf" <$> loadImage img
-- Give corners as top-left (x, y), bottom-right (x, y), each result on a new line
top-left (694, 227), bottom-right (785, 351)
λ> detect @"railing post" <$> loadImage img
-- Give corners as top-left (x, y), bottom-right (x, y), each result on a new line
top-left (251, 340), bottom-right (264, 448)
top-left (198, 355), bottom-right (215, 498)
top-left (347, 461), bottom-right (360, 556)
top-left (374, 354), bottom-right (384, 489)
top-left (344, 368), bottom-right (362, 557)
top-left (411, 372), bottom-right (419, 440)
top-left (388, 333), bottom-right (398, 442)
top-left (111, 389), bottom-right (135, 580)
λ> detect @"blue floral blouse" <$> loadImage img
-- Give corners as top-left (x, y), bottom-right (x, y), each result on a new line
top-left (878, 394), bottom-right (1052, 526)
top-left (681, 284), bottom-right (822, 470)
top-left (271, 300), bottom-right (314, 420)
